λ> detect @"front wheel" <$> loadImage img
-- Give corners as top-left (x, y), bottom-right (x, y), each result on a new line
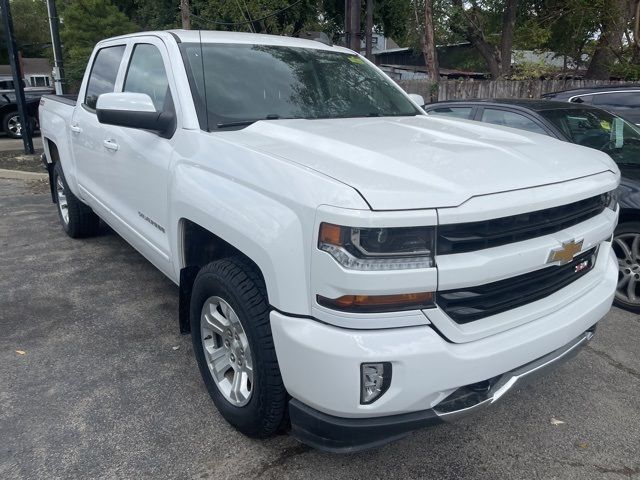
top-left (190, 257), bottom-right (287, 438)
top-left (612, 221), bottom-right (640, 313)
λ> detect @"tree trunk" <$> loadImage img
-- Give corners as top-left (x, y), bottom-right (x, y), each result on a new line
top-left (499, 0), bottom-right (518, 77)
top-left (423, 0), bottom-right (440, 83)
top-left (180, 0), bottom-right (190, 30)
top-left (585, 0), bottom-right (626, 79)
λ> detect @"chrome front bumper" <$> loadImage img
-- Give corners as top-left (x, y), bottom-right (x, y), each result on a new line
top-left (434, 328), bottom-right (595, 421)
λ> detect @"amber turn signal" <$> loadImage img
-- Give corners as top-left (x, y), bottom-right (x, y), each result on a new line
top-left (319, 223), bottom-right (344, 246)
top-left (317, 292), bottom-right (434, 313)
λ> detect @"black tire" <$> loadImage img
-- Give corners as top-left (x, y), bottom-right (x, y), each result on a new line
top-left (2, 112), bottom-right (34, 139)
top-left (612, 221), bottom-right (640, 313)
top-left (190, 257), bottom-right (288, 438)
top-left (53, 161), bottom-right (100, 238)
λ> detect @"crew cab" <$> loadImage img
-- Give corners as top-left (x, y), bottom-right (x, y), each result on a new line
top-left (39, 30), bottom-right (620, 452)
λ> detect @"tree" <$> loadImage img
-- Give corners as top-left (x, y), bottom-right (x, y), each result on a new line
top-left (450, 0), bottom-right (519, 78)
top-left (585, 0), bottom-right (627, 78)
top-left (0, 0), bottom-right (51, 62)
top-left (60, 0), bottom-right (138, 89)
top-left (422, 0), bottom-right (439, 82)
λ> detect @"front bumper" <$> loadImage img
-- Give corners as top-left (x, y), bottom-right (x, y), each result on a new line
top-left (288, 328), bottom-right (595, 452)
top-left (271, 249), bottom-right (617, 451)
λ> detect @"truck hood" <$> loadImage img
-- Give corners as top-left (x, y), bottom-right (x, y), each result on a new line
top-left (224, 115), bottom-right (615, 210)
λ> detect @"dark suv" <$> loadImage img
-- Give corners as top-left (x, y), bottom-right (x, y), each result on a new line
top-left (542, 85), bottom-right (640, 126)
top-left (424, 99), bottom-right (640, 312)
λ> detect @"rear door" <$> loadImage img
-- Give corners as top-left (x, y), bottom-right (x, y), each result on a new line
top-left (71, 43), bottom-right (127, 213)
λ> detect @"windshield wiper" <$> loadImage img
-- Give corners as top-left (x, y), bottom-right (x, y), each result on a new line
top-left (216, 114), bottom-right (281, 129)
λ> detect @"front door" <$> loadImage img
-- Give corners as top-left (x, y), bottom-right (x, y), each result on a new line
top-left (99, 38), bottom-right (176, 273)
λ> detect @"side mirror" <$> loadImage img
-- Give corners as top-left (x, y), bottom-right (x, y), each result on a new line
top-left (408, 93), bottom-right (426, 108)
top-left (96, 92), bottom-right (175, 137)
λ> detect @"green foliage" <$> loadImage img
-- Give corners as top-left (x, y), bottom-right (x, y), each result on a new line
top-left (0, 0), bottom-right (51, 63)
top-left (60, 0), bottom-right (139, 89)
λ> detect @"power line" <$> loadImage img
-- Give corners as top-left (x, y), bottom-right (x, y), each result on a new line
top-left (189, 0), bottom-right (304, 27)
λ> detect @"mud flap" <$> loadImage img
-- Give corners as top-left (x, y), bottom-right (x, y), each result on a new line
top-left (179, 266), bottom-right (199, 335)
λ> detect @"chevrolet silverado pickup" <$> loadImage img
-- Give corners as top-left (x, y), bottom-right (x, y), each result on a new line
top-left (39, 30), bottom-right (620, 452)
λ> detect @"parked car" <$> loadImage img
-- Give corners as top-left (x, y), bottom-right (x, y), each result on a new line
top-left (542, 85), bottom-right (640, 126)
top-left (0, 75), bottom-right (42, 138)
top-left (39, 31), bottom-right (620, 452)
top-left (424, 99), bottom-right (639, 312)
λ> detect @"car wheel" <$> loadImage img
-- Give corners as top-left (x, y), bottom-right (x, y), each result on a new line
top-left (190, 257), bottom-right (288, 438)
top-left (612, 221), bottom-right (640, 313)
top-left (53, 162), bottom-right (100, 238)
top-left (2, 112), bottom-right (35, 139)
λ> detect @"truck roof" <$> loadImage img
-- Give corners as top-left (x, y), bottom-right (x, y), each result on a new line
top-left (103, 29), bottom-right (352, 54)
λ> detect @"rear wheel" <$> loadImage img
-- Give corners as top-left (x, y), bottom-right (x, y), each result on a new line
top-left (3, 112), bottom-right (34, 139)
top-left (190, 257), bottom-right (287, 437)
top-left (53, 162), bottom-right (100, 238)
top-left (612, 221), bottom-right (640, 313)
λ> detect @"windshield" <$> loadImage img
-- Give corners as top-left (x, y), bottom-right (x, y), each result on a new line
top-left (539, 107), bottom-right (640, 166)
top-left (180, 43), bottom-right (420, 129)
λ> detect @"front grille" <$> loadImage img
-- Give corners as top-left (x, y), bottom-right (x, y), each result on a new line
top-left (437, 195), bottom-right (606, 255)
top-left (436, 248), bottom-right (597, 323)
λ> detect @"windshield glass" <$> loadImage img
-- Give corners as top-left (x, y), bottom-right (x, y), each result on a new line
top-left (539, 107), bottom-right (640, 166)
top-left (180, 43), bottom-right (420, 129)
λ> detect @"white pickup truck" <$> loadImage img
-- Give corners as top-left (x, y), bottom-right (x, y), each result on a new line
top-left (39, 30), bottom-right (620, 452)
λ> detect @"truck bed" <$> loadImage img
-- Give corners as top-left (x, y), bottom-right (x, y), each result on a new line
top-left (42, 94), bottom-right (78, 106)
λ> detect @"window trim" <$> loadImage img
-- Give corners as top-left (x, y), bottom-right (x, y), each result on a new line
top-left (82, 43), bottom-right (127, 113)
top-left (568, 90), bottom-right (640, 105)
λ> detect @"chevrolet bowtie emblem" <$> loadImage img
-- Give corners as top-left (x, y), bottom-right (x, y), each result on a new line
top-left (547, 239), bottom-right (584, 265)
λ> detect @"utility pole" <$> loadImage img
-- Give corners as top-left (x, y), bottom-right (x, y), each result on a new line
top-left (46, 0), bottom-right (64, 95)
top-left (181, 0), bottom-right (191, 30)
top-left (1, 0), bottom-right (34, 154)
top-left (348, 0), bottom-right (361, 52)
top-left (365, 0), bottom-right (373, 59)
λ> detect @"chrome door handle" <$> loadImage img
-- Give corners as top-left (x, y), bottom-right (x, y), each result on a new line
top-left (103, 139), bottom-right (119, 151)
top-left (70, 124), bottom-right (82, 133)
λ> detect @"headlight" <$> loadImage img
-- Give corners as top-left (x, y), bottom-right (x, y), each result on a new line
top-left (318, 223), bottom-right (435, 270)
top-left (603, 189), bottom-right (618, 210)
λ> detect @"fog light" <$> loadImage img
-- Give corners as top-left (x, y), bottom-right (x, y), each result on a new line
top-left (360, 362), bottom-right (392, 404)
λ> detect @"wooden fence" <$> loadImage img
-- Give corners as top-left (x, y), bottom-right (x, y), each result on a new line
top-left (397, 78), bottom-right (640, 103)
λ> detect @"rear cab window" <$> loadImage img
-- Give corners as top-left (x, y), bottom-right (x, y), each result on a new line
top-left (84, 45), bottom-right (126, 110)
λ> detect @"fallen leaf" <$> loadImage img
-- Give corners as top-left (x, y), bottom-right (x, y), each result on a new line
top-left (576, 442), bottom-right (588, 449)
top-left (172, 346), bottom-right (180, 351)
top-left (550, 417), bottom-right (565, 426)
top-left (15, 350), bottom-right (26, 355)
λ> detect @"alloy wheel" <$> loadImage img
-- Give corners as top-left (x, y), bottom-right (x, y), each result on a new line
top-left (56, 177), bottom-right (69, 225)
top-left (200, 296), bottom-right (253, 407)
top-left (613, 232), bottom-right (640, 306)
top-left (8, 114), bottom-right (21, 137)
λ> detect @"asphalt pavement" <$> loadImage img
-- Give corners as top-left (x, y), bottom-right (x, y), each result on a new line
top-left (1, 178), bottom-right (639, 480)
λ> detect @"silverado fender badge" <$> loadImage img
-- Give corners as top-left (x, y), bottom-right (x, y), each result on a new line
top-left (547, 239), bottom-right (584, 265)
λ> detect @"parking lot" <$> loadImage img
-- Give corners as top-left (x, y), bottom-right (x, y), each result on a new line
top-left (0, 176), bottom-right (639, 480)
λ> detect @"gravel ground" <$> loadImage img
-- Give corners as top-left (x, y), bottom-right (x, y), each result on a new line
top-left (0, 178), bottom-right (639, 480)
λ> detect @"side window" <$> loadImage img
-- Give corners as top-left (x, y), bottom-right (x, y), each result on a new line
top-left (593, 92), bottom-right (640, 108)
top-left (428, 106), bottom-right (473, 119)
top-left (481, 108), bottom-right (548, 135)
top-left (124, 44), bottom-right (171, 112)
top-left (84, 45), bottom-right (126, 110)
